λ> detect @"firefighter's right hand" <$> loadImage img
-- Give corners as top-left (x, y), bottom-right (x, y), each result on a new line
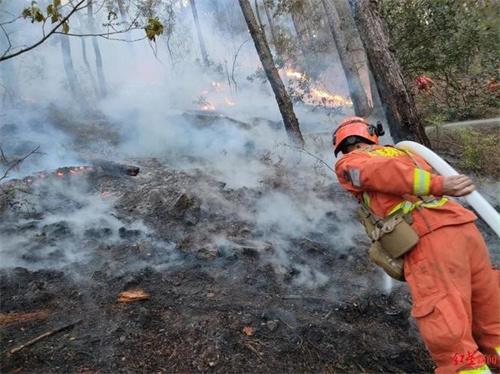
top-left (442, 175), bottom-right (475, 197)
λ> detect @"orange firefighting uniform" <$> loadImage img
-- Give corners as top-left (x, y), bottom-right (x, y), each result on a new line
top-left (335, 144), bottom-right (500, 374)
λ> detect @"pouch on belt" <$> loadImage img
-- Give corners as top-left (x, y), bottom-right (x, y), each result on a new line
top-left (368, 241), bottom-right (405, 281)
top-left (376, 215), bottom-right (419, 259)
top-left (356, 205), bottom-right (419, 281)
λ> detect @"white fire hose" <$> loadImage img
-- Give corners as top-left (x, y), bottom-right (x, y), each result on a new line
top-left (396, 141), bottom-right (500, 238)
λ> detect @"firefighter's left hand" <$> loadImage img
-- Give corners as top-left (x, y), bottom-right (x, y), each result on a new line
top-left (442, 175), bottom-right (476, 197)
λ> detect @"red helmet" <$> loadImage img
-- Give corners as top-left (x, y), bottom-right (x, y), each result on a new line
top-left (332, 116), bottom-right (380, 156)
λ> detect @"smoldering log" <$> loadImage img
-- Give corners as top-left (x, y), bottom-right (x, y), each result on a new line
top-left (0, 161), bottom-right (139, 197)
top-left (90, 160), bottom-right (140, 177)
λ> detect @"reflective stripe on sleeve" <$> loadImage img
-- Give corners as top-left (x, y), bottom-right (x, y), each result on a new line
top-left (413, 168), bottom-right (431, 196)
top-left (349, 168), bottom-right (361, 187)
top-left (458, 364), bottom-right (492, 374)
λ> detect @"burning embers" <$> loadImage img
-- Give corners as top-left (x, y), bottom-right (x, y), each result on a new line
top-left (286, 70), bottom-right (306, 80)
top-left (197, 98), bottom-right (217, 112)
top-left (196, 81), bottom-right (237, 112)
top-left (24, 166), bottom-right (94, 185)
top-left (224, 97), bottom-right (236, 107)
top-left (193, 69), bottom-right (351, 112)
top-left (284, 68), bottom-right (353, 108)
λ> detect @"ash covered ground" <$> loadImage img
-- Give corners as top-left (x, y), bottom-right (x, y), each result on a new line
top-left (1, 108), bottom-right (498, 373)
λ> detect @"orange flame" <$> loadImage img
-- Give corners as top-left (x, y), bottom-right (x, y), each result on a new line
top-left (283, 67), bottom-right (352, 108)
top-left (310, 88), bottom-right (353, 106)
top-left (285, 68), bottom-right (307, 80)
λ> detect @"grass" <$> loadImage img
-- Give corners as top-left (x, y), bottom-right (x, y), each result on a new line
top-left (427, 125), bottom-right (500, 179)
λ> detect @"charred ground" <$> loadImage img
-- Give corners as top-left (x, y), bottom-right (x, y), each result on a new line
top-left (0, 113), bottom-right (498, 373)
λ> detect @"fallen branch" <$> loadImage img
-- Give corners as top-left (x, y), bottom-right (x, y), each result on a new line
top-left (117, 289), bottom-right (149, 303)
top-left (0, 309), bottom-right (50, 327)
top-left (9, 319), bottom-right (82, 355)
top-left (243, 341), bottom-right (264, 361)
top-left (281, 295), bottom-right (329, 301)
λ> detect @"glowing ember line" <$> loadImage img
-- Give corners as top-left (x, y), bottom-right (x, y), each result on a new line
top-left (283, 67), bottom-right (352, 108)
top-left (310, 88), bottom-right (353, 106)
top-left (285, 68), bottom-right (306, 80)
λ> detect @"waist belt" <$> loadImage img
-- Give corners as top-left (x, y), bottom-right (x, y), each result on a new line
top-left (387, 196), bottom-right (448, 216)
top-left (362, 192), bottom-right (448, 217)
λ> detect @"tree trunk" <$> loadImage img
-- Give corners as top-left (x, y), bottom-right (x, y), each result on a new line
top-left (238, 0), bottom-right (304, 147)
top-left (289, 5), bottom-right (312, 68)
top-left (0, 42), bottom-right (17, 106)
top-left (88, 0), bottom-right (107, 98)
top-left (263, 0), bottom-right (279, 53)
top-left (189, 0), bottom-right (210, 67)
top-left (289, 1), bottom-right (332, 79)
top-left (0, 61), bottom-right (17, 107)
top-left (334, 0), bottom-right (373, 108)
top-left (60, 35), bottom-right (90, 110)
top-left (255, 0), bottom-right (282, 59)
top-left (353, 0), bottom-right (430, 145)
top-left (60, 35), bottom-right (79, 99)
top-left (116, 0), bottom-right (127, 20)
top-left (321, 0), bottom-right (372, 117)
top-left (254, 0), bottom-right (264, 31)
top-left (80, 37), bottom-right (99, 97)
top-left (0, 1), bottom-right (19, 106)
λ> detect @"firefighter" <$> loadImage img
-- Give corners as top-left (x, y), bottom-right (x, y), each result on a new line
top-left (333, 116), bottom-right (500, 374)
top-left (415, 75), bottom-right (435, 92)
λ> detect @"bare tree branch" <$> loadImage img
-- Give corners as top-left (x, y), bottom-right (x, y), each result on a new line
top-left (0, 15), bottom-right (22, 27)
top-left (53, 27), bottom-right (142, 38)
top-left (0, 23), bottom-right (11, 58)
top-left (101, 35), bottom-right (146, 42)
top-left (0, 0), bottom-right (86, 63)
top-left (231, 39), bottom-right (250, 92)
top-left (282, 143), bottom-right (336, 174)
top-left (0, 145), bottom-right (8, 164)
top-left (0, 146), bottom-right (41, 182)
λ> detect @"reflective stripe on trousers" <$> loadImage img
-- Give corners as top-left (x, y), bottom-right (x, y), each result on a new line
top-left (458, 364), bottom-right (492, 374)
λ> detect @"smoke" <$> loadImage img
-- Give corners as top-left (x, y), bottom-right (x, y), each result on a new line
top-left (0, 0), bottom-right (415, 295)
top-left (0, 176), bottom-right (165, 269)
